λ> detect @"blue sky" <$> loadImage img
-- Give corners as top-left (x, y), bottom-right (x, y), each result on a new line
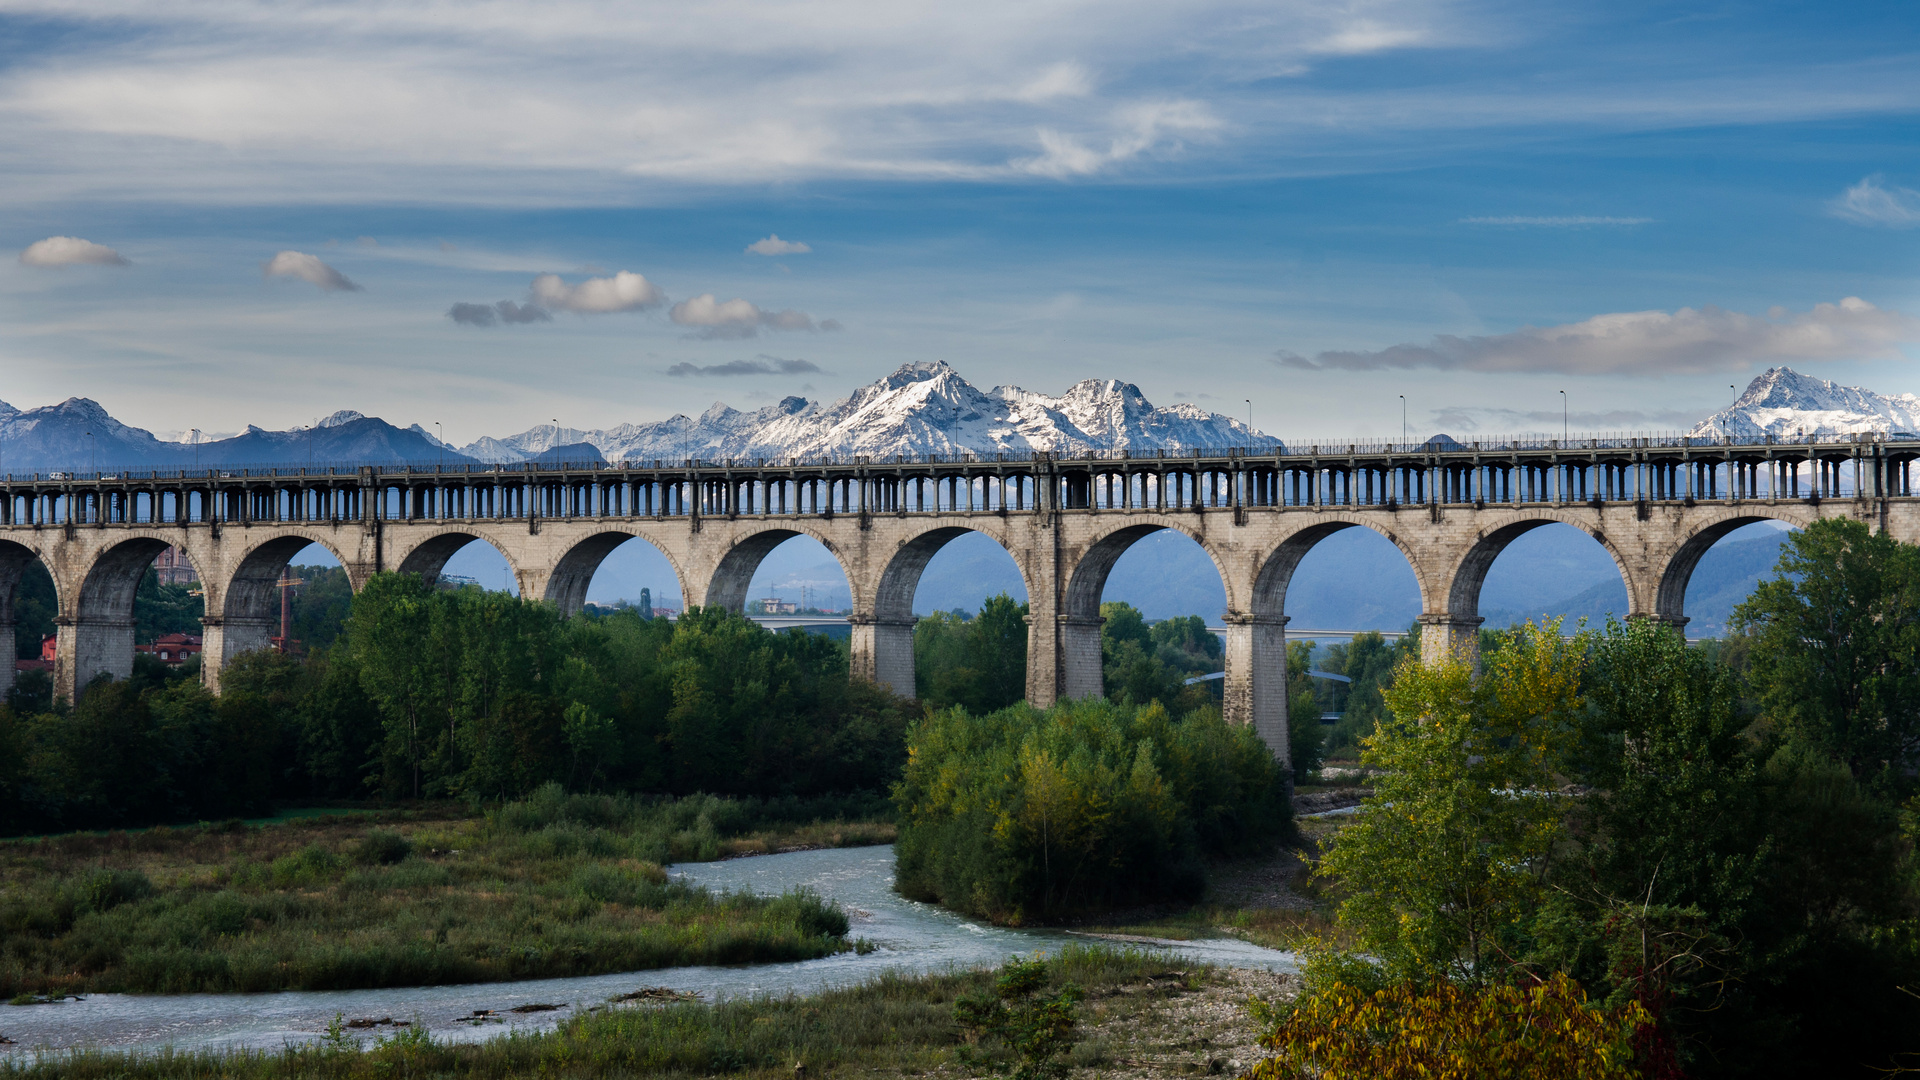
top-left (1, 0), bottom-right (1916, 447)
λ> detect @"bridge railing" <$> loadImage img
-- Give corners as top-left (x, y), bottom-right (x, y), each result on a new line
top-left (0, 429), bottom-right (1910, 484)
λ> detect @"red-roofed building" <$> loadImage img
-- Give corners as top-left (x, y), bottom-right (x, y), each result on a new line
top-left (135, 633), bottom-right (203, 665)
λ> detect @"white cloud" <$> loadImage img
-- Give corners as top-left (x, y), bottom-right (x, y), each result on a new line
top-left (262, 250), bottom-right (360, 291)
top-left (746, 235), bottom-right (812, 256)
top-left (1275, 297), bottom-right (1920, 375)
top-left (666, 356), bottom-right (825, 377)
top-left (1313, 19), bottom-right (1432, 55)
top-left (1015, 99), bottom-right (1222, 178)
top-left (1461, 216), bottom-right (1654, 226)
top-left (1829, 175), bottom-right (1920, 228)
top-left (19, 236), bottom-right (128, 267)
top-left (529, 271), bottom-right (664, 313)
top-left (669, 294), bottom-right (821, 340)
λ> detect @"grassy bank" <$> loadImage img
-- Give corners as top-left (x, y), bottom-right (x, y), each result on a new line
top-left (0, 787), bottom-right (892, 996)
top-left (0, 945), bottom-right (1243, 1080)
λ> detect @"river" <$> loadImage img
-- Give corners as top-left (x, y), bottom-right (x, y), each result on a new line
top-left (0, 844), bottom-right (1297, 1055)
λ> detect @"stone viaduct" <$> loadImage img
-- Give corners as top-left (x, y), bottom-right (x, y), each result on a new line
top-left (3, 433), bottom-right (1917, 769)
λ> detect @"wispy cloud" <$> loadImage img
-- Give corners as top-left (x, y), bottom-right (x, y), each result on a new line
top-left (669, 294), bottom-right (824, 340)
top-left (1461, 216), bottom-right (1654, 226)
top-left (19, 236), bottom-right (128, 267)
top-left (262, 250), bottom-right (360, 291)
top-left (1014, 100), bottom-right (1222, 179)
top-left (0, 0), bottom-right (1912, 204)
top-left (530, 271), bottom-right (664, 313)
top-left (1273, 298), bottom-right (1920, 375)
top-left (1829, 175), bottom-right (1920, 228)
top-left (1428, 405), bottom-right (1705, 433)
top-left (666, 356), bottom-right (825, 377)
top-left (448, 300), bottom-right (552, 327)
top-left (746, 235), bottom-right (811, 256)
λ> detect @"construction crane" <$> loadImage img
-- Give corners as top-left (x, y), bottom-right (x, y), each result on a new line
top-left (271, 574), bottom-right (306, 654)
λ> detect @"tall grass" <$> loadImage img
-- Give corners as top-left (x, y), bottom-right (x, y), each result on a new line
top-left (0, 945), bottom-right (1193, 1080)
top-left (0, 787), bottom-right (885, 996)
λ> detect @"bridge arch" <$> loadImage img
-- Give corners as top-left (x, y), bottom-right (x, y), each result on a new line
top-left (64, 536), bottom-right (208, 698)
top-left (1057, 520), bottom-right (1233, 702)
top-left (1416, 512), bottom-right (1643, 663)
top-left (864, 524), bottom-right (1032, 696)
top-left (1251, 517), bottom-right (1428, 618)
top-left (544, 530), bottom-right (690, 617)
top-left (1654, 508), bottom-right (1814, 626)
top-left (203, 531), bottom-right (354, 688)
top-left (1230, 516), bottom-right (1426, 766)
top-left (703, 525), bottom-right (855, 614)
top-left (0, 540), bottom-right (57, 698)
top-left (390, 529), bottom-right (524, 591)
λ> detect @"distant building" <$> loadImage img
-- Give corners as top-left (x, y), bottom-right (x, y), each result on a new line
top-left (754, 597), bottom-right (800, 615)
top-left (153, 545), bottom-right (197, 586)
top-left (15, 634), bottom-right (54, 674)
top-left (135, 633), bottom-right (203, 665)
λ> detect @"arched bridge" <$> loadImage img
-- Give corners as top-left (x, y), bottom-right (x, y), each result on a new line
top-left (5, 432), bottom-right (1917, 770)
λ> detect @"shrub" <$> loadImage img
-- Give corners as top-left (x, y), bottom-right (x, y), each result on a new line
top-left (894, 698), bottom-right (1290, 922)
top-left (956, 956), bottom-right (1084, 1080)
top-left (352, 830), bottom-right (411, 865)
top-left (1247, 973), bottom-right (1646, 1080)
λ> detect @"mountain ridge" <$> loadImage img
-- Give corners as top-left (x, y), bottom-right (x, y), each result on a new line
top-left (1, 363), bottom-right (1912, 474)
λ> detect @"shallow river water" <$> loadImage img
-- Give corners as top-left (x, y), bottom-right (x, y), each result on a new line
top-left (0, 844), bottom-right (1297, 1055)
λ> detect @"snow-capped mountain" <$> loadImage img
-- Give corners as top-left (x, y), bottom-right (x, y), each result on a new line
top-left (460, 362), bottom-right (1277, 463)
top-left (21, 361), bottom-right (1913, 475)
top-left (1689, 367), bottom-right (1920, 439)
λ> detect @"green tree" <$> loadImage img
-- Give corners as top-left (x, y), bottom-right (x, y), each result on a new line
top-left (1733, 518), bottom-right (1920, 788)
top-left (1319, 620), bottom-right (1589, 986)
top-left (342, 573), bottom-right (440, 798)
top-left (916, 594), bottom-right (1029, 712)
top-left (287, 564), bottom-right (355, 651)
top-left (1286, 639), bottom-right (1325, 783)
top-left (895, 697), bottom-right (1290, 922)
top-left (132, 566), bottom-right (204, 644)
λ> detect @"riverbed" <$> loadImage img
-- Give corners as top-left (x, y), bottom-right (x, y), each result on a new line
top-left (0, 844), bottom-right (1297, 1055)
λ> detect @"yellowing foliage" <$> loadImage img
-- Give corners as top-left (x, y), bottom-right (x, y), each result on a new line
top-left (1249, 973), bottom-right (1647, 1080)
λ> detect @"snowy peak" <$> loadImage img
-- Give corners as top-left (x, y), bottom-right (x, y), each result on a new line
top-left (456, 363), bottom-right (1274, 465)
top-left (1690, 367), bottom-right (1920, 439)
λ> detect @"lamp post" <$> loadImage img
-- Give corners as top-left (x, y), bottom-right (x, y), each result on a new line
top-left (1399, 395), bottom-right (1406, 449)
top-left (1560, 390), bottom-right (1567, 442)
top-left (191, 428), bottom-right (200, 469)
top-left (435, 421), bottom-right (444, 471)
top-left (1245, 398), bottom-right (1253, 455)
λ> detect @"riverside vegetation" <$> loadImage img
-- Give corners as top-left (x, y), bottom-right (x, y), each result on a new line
top-left (1254, 522), bottom-right (1920, 1080)
top-left (2, 519), bottom-right (1918, 1078)
top-left (0, 786), bottom-right (884, 996)
top-left (0, 576), bottom-right (908, 834)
